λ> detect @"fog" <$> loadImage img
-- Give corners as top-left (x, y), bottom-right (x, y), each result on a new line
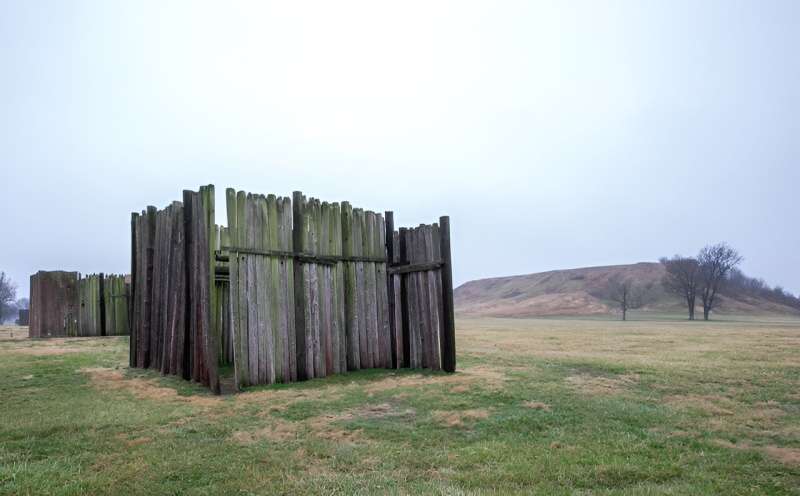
top-left (1, 1), bottom-right (798, 299)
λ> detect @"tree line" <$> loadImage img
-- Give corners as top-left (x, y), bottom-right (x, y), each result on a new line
top-left (725, 268), bottom-right (800, 311)
top-left (602, 242), bottom-right (800, 321)
top-left (0, 272), bottom-right (28, 324)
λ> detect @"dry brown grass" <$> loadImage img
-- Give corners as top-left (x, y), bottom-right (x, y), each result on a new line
top-left (230, 402), bottom-right (416, 446)
top-left (0, 325), bottom-right (28, 340)
top-left (3, 315), bottom-right (800, 493)
top-left (713, 439), bottom-right (800, 467)
top-left (81, 367), bottom-right (222, 407)
top-left (1, 336), bottom-right (119, 355)
top-left (522, 401), bottom-right (551, 411)
top-left (565, 373), bottom-right (639, 395)
top-left (663, 394), bottom-right (738, 416)
top-left (458, 316), bottom-right (800, 474)
top-left (431, 408), bottom-right (491, 428)
top-left (762, 446), bottom-right (800, 467)
top-left (456, 317), bottom-right (800, 371)
top-left (362, 364), bottom-right (507, 394)
top-left (230, 419), bottom-right (298, 444)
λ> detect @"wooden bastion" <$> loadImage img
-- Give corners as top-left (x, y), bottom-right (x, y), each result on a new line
top-left (130, 185), bottom-right (455, 393)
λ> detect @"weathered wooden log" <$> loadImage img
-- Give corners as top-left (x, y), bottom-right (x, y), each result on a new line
top-left (439, 216), bottom-right (456, 373)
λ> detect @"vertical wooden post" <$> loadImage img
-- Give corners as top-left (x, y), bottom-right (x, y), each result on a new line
top-left (399, 227), bottom-right (410, 368)
top-left (199, 187), bottom-right (220, 394)
top-left (181, 192), bottom-right (193, 379)
top-left (202, 187), bottom-right (217, 370)
top-left (130, 213), bottom-right (138, 366)
top-left (342, 202), bottom-right (360, 371)
top-left (439, 216), bottom-right (456, 373)
top-left (98, 273), bottom-right (106, 337)
top-left (292, 191), bottom-right (308, 380)
top-left (142, 206), bottom-right (157, 367)
top-left (385, 211), bottom-right (398, 368)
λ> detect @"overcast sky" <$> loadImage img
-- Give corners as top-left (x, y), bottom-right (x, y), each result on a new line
top-left (1, 1), bottom-right (798, 300)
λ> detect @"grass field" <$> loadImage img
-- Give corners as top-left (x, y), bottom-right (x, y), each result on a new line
top-left (1, 317), bottom-right (799, 495)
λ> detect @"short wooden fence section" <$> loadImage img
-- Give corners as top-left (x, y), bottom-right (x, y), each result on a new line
top-left (130, 185), bottom-right (455, 394)
top-left (30, 271), bottom-right (130, 338)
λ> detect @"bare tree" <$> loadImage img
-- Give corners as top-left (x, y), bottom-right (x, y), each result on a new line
top-left (607, 276), bottom-right (643, 321)
top-left (660, 256), bottom-right (700, 320)
top-left (0, 272), bottom-right (17, 323)
top-left (698, 243), bottom-right (743, 320)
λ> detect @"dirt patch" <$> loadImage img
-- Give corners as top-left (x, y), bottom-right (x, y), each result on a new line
top-left (275, 402), bottom-right (415, 443)
top-left (713, 439), bottom-right (800, 467)
top-left (286, 448), bottom-right (336, 480)
top-left (462, 365), bottom-right (508, 389)
top-left (712, 439), bottom-right (740, 450)
top-left (762, 446), bottom-right (800, 466)
top-left (231, 419), bottom-right (298, 444)
top-left (245, 391), bottom-right (347, 420)
top-left (523, 401), bottom-right (551, 411)
top-left (664, 394), bottom-right (737, 416)
top-left (363, 365), bottom-right (507, 395)
top-left (566, 373), bottom-right (639, 395)
top-left (309, 422), bottom-right (364, 442)
top-left (237, 386), bottom-right (343, 406)
top-left (340, 403), bottom-right (416, 420)
top-left (237, 403), bottom-right (415, 446)
top-left (307, 403), bottom-right (415, 442)
top-left (305, 413), bottom-right (364, 443)
top-left (126, 437), bottom-right (152, 447)
top-left (432, 409), bottom-right (491, 428)
top-left (750, 401), bottom-right (786, 422)
top-left (81, 367), bottom-right (221, 407)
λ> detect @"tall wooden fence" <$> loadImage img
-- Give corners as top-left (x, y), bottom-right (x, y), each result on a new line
top-left (30, 271), bottom-right (130, 338)
top-left (130, 185), bottom-right (455, 393)
top-left (340, 202), bottom-right (392, 371)
top-left (224, 191), bottom-right (296, 387)
top-left (130, 189), bottom-right (219, 392)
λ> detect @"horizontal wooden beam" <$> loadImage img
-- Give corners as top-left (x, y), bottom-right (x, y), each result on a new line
top-left (387, 261), bottom-right (444, 275)
top-left (217, 247), bottom-right (387, 266)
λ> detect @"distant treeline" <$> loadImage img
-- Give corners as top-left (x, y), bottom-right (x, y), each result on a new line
top-left (0, 272), bottom-right (27, 324)
top-left (660, 242), bottom-right (799, 321)
top-left (726, 268), bottom-right (800, 310)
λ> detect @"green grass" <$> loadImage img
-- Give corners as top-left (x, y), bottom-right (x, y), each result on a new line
top-left (1, 317), bottom-right (799, 495)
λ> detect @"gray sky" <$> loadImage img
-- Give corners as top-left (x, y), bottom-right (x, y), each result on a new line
top-left (2, 1), bottom-right (798, 300)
